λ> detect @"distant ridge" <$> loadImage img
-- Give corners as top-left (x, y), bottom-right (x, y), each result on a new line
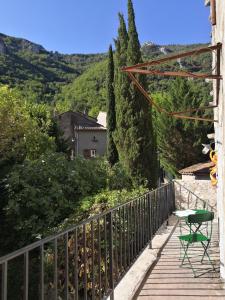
top-left (0, 32), bottom-right (211, 112)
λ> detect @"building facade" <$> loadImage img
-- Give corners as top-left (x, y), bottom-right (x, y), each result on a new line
top-left (56, 111), bottom-right (107, 159)
top-left (205, 0), bottom-right (225, 279)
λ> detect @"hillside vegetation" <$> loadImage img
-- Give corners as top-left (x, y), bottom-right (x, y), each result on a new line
top-left (57, 42), bottom-right (212, 116)
top-left (0, 33), bottom-right (211, 115)
top-left (0, 33), bottom-right (106, 102)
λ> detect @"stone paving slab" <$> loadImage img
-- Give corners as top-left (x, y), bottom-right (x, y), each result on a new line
top-left (135, 223), bottom-right (224, 300)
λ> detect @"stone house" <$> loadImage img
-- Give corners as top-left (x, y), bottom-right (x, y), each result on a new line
top-left (55, 111), bottom-right (107, 159)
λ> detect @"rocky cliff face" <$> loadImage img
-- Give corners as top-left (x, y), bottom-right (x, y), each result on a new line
top-left (20, 39), bottom-right (45, 54)
top-left (0, 33), bottom-right (46, 54)
top-left (159, 46), bottom-right (172, 55)
top-left (141, 41), bottom-right (172, 56)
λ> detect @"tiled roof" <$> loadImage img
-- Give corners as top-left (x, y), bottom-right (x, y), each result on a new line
top-left (56, 111), bottom-right (104, 128)
top-left (179, 161), bottom-right (214, 175)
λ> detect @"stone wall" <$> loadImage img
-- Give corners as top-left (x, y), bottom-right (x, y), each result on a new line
top-left (174, 180), bottom-right (217, 214)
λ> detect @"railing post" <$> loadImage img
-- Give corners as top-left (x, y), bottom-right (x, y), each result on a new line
top-left (1, 262), bottom-right (7, 300)
top-left (24, 252), bottom-right (29, 300)
top-left (40, 245), bottom-right (44, 300)
top-left (54, 238), bottom-right (58, 300)
top-left (109, 212), bottom-right (114, 300)
top-left (166, 185), bottom-right (169, 226)
top-left (65, 232), bottom-right (69, 300)
top-left (91, 221), bottom-right (95, 300)
top-left (97, 219), bottom-right (102, 299)
top-left (172, 181), bottom-right (176, 211)
top-left (149, 192), bottom-right (152, 249)
top-left (179, 181), bottom-right (182, 209)
top-left (74, 229), bottom-right (78, 300)
top-left (83, 225), bottom-right (87, 300)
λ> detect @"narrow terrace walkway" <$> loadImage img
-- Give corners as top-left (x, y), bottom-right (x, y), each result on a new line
top-left (135, 222), bottom-right (225, 300)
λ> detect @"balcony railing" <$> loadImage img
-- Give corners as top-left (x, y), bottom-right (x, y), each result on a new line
top-left (0, 182), bottom-right (175, 300)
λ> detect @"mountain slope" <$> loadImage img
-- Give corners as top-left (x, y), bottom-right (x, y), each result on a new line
top-left (57, 59), bottom-right (108, 116)
top-left (0, 33), bottom-right (106, 102)
top-left (0, 33), bottom-right (212, 111)
top-left (57, 42), bottom-right (212, 116)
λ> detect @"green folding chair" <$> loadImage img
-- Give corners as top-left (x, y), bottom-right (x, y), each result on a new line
top-left (179, 211), bottom-right (215, 277)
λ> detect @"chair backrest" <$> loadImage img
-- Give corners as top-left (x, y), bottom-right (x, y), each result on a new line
top-left (188, 211), bottom-right (214, 224)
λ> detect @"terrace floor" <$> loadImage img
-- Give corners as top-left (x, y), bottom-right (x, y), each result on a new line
top-left (134, 221), bottom-right (225, 300)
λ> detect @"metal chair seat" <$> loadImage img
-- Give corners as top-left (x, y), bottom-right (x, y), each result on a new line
top-left (179, 232), bottom-right (209, 243)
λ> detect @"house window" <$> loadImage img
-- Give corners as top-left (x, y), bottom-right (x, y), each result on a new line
top-left (83, 149), bottom-right (96, 158)
top-left (90, 149), bottom-right (96, 157)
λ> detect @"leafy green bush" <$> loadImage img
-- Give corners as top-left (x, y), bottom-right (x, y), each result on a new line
top-left (106, 162), bottom-right (132, 190)
top-left (0, 86), bottom-right (55, 163)
top-left (1, 154), bottom-right (107, 252)
top-left (55, 186), bottom-right (148, 233)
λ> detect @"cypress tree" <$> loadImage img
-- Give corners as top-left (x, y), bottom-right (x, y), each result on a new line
top-left (106, 45), bottom-right (118, 166)
top-left (114, 13), bottom-right (130, 164)
top-left (127, 0), bottom-right (141, 64)
top-left (117, 0), bottom-right (157, 187)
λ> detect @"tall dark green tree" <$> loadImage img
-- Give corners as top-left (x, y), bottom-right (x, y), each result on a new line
top-left (106, 45), bottom-right (119, 166)
top-left (114, 13), bottom-right (130, 164)
top-left (154, 78), bottom-right (213, 176)
top-left (115, 0), bottom-right (157, 187)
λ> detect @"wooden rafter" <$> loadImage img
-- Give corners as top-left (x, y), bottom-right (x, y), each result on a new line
top-left (124, 68), bottom-right (221, 80)
top-left (122, 44), bottom-right (220, 71)
top-left (121, 43), bottom-right (222, 122)
top-left (210, 0), bottom-right (216, 25)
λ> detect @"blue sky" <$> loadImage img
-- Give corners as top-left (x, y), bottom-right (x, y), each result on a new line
top-left (0, 0), bottom-right (211, 54)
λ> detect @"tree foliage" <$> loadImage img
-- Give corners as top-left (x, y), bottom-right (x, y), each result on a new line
top-left (154, 78), bottom-right (213, 175)
top-left (114, 13), bottom-right (130, 169)
top-left (0, 86), bottom-right (55, 164)
top-left (55, 60), bottom-right (108, 117)
top-left (114, 1), bottom-right (157, 188)
top-left (106, 45), bottom-right (118, 166)
top-left (1, 154), bottom-right (108, 252)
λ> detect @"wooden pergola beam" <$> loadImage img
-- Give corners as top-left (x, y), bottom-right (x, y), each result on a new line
top-left (121, 43), bottom-right (222, 122)
top-left (123, 68), bottom-right (222, 80)
top-left (127, 72), bottom-right (218, 123)
top-left (210, 0), bottom-right (216, 25)
top-left (122, 43), bottom-right (222, 71)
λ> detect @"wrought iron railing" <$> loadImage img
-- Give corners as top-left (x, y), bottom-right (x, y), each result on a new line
top-left (0, 182), bottom-right (175, 300)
